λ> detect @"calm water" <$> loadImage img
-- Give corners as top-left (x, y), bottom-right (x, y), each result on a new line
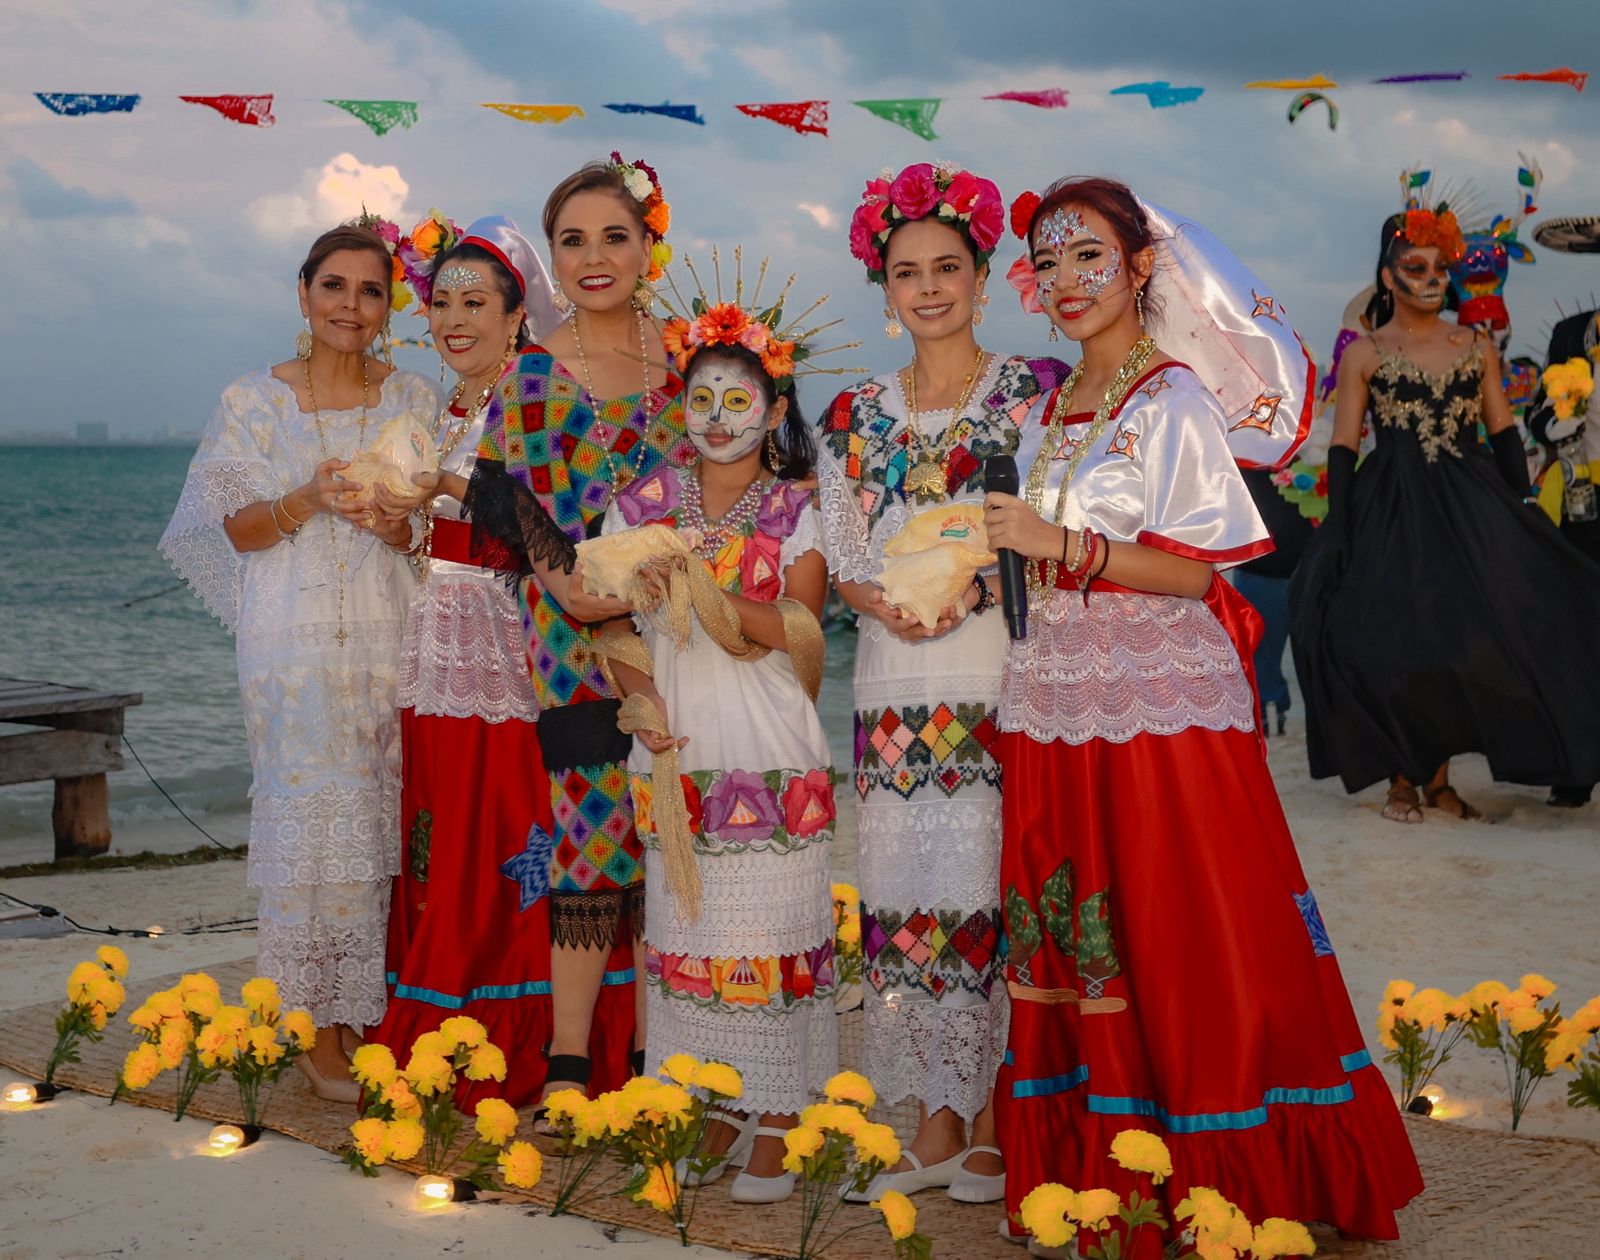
top-left (0, 446), bottom-right (858, 843)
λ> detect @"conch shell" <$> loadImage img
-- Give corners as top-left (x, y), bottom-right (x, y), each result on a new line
top-left (575, 523), bottom-right (703, 645)
top-left (341, 415), bottom-right (439, 509)
top-left (878, 502), bottom-right (996, 629)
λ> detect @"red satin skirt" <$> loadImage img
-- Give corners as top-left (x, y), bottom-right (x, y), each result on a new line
top-left (994, 724), bottom-right (1422, 1250)
top-left (372, 709), bottom-right (636, 1109)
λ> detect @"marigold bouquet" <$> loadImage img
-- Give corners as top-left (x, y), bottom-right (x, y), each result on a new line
top-left (117, 971), bottom-right (224, 1119)
top-left (1375, 979), bottom-right (1472, 1110)
top-left (1018, 1131), bottom-right (1316, 1259)
top-left (1548, 993), bottom-right (1600, 1112)
top-left (1541, 357), bottom-right (1593, 422)
top-left (832, 882), bottom-right (865, 995)
top-left (781, 1070), bottom-right (931, 1260)
top-left (187, 977), bottom-right (315, 1126)
top-left (344, 1018), bottom-right (532, 1192)
top-left (1460, 974), bottom-right (1566, 1130)
top-left (43, 945), bottom-right (128, 1088)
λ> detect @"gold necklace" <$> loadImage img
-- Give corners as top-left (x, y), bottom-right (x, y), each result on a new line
top-left (570, 309), bottom-right (652, 490)
top-left (902, 348), bottom-right (987, 503)
top-left (419, 351), bottom-right (514, 576)
top-left (1023, 335), bottom-right (1156, 592)
top-left (303, 355), bottom-right (371, 647)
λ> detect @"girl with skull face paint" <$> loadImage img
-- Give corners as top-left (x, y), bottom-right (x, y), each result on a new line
top-left (1290, 203), bottom-right (1600, 822)
top-left (598, 295), bottom-right (833, 1203)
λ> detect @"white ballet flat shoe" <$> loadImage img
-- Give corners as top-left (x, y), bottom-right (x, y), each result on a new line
top-left (294, 1054), bottom-right (361, 1105)
top-left (947, 1145), bottom-right (1006, 1203)
top-left (842, 1148), bottom-right (966, 1203)
top-left (729, 1128), bottom-right (800, 1204)
top-left (677, 1109), bottom-right (757, 1187)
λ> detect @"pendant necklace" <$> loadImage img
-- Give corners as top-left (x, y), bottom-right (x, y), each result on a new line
top-left (902, 347), bottom-right (987, 503)
top-left (303, 355), bottom-right (371, 647)
top-left (571, 308), bottom-right (652, 490)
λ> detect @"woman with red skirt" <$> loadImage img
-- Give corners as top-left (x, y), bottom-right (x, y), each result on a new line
top-left (372, 216), bottom-right (634, 1107)
top-left (983, 178), bottom-right (1422, 1253)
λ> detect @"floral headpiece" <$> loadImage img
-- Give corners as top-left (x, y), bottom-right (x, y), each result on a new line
top-left (1004, 190), bottom-right (1047, 313)
top-left (609, 151), bottom-right (673, 282)
top-left (1390, 167), bottom-right (1467, 263)
top-left (349, 210), bottom-right (412, 313)
top-left (848, 161), bottom-right (1005, 284)
top-left (657, 246), bottom-right (861, 392)
top-left (396, 208), bottom-right (464, 310)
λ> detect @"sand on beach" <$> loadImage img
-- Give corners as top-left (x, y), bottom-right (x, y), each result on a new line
top-left (2, 715), bottom-right (1597, 1256)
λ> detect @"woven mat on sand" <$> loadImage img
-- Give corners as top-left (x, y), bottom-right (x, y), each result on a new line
top-left (3, 961), bottom-right (1597, 1258)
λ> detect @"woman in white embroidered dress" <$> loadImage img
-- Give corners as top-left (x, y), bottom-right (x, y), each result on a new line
top-left (816, 163), bottom-right (1065, 1205)
top-left (160, 222), bottom-right (440, 1100)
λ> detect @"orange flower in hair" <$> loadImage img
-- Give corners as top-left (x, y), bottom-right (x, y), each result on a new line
top-left (1403, 209), bottom-right (1465, 262)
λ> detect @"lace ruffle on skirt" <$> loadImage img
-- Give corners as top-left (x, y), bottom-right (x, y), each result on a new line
top-left (1000, 589), bottom-right (1256, 745)
top-left (398, 567), bottom-right (539, 723)
top-left (861, 983), bottom-right (1008, 1120)
top-left (257, 879), bottom-right (390, 1028)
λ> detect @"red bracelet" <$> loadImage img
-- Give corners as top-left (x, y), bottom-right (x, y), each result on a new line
top-left (1066, 527), bottom-right (1098, 580)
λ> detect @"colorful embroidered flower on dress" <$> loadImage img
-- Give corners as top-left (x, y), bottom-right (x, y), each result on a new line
top-left (755, 482), bottom-right (809, 538)
top-left (781, 769), bottom-right (836, 838)
top-left (615, 467), bottom-right (681, 526)
top-left (737, 530), bottom-right (783, 602)
top-left (701, 769), bottom-right (781, 844)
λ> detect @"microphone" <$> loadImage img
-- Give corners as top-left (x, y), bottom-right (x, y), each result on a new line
top-left (984, 455), bottom-right (1027, 641)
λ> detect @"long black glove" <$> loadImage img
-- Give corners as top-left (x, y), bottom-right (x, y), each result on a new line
top-left (1488, 428), bottom-right (1532, 497)
top-left (1325, 445), bottom-right (1357, 522)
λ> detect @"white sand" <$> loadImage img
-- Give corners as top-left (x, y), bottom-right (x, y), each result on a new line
top-left (2, 713), bottom-right (1597, 1255)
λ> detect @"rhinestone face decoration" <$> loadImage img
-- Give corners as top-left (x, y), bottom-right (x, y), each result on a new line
top-left (435, 265), bottom-right (489, 292)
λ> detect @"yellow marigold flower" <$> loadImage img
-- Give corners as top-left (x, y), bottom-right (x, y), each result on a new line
top-left (800, 1101), bottom-right (865, 1136)
top-left (183, 987), bottom-right (222, 1020)
top-left (838, 915), bottom-right (862, 947)
top-left (66, 961), bottom-right (103, 1004)
top-left (872, 1189), bottom-right (917, 1241)
top-left (248, 1024), bottom-right (284, 1065)
top-left (1547, 1023), bottom-right (1584, 1070)
top-left (1177, 1187), bottom-right (1253, 1253)
top-left (1252, 1217), bottom-right (1317, 1257)
top-left (386, 1117), bottom-right (426, 1162)
top-left (571, 1099), bottom-right (610, 1146)
top-left (824, 1069), bottom-right (877, 1109)
top-left (149, 987), bottom-right (184, 1020)
top-left (1520, 973), bottom-right (1557, 1001)
top-left (782, 1123), bottom-right (825, 1173)
top-left (157, 1023), bottom-right (190, 1069)
top-left (350, 1043), bottom-right (398, 1087)
top-left (595, 1093), bottom-right (638, 1137)
top-left (691, 1060), bottom-right (743, 1099)
top-left (179, 972), bottom-right (221, 1001)
top-left (240, 977), bottom-right (280, 1022)
top-left (410, 1030), bottom-right (452, 1058)
top-left (634, 1162), bottom-right (678, 1213)
top-left (1071, 1187), bottom-right (1121, 1230)
top-left (1573, 997), bottom-right (1600, 1036)
top-left (475, 1097), bottom-right (520, 1146)
top-left (541, 1087), bottom-right (590, 1123)
top-left (1401, 987), bottom-right (1450, 1031)
top-left (405, 1051), bottom-right (455, 1097)
top-left (831, 881), bottom-right (860, 906)
top-left (96, 944), bottom-right (130, 978)
top-left (1501, 988), bottom-right (1536, 1014)
top-left (350, 1116), bottom-right (391, 1165)
top-left (128, 1002), bottom-right (162, 1032)
top-left (645, 1081), bottom-right (694, 1126)
top-left (88, 1002), bottom-right (109, 1032)
top-left (195, 1024), bottom-right (238, 1068)
top-left (382, 1075), bottom-right (424, 1120)
top-left (1109, 1129), bottom-right (1172, 1182)
top-left (210, 1004), bottom-right (251, 1037)
top-left (853, 1121), bottom-right (901, 1169)
top-left (438, 1015), bottom-right (488, 1049)
top-left (98, 976), bottom-right (127, 1016)
top-left (465, 1042), bottom-right (508, 1082)
top-left (1376, 1007), bottom-right (1400, 1051)
top-left (660, 1052), bottom-right (700, 1085)
top-left (1381, 979), bottom-right (1415, 1006)
top-left (499, 1139), bottom-right (543, 1189)
top-left (1019, 1183), bottom-right (1078, 1248)
top-left (280, 1009), bottom-right (316, 1048)
top-left (1508, 1005), bottom-right (1547, 1035)
top-left (1466, 980), bottom-right (1510, 1011)
top-left (121, 1042), bottom-right (163, 1090)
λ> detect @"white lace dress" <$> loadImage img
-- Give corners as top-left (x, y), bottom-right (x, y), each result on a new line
top-left (605, 470), bottom-right (837, 1116)
top-left (160, 367), bottom-right (441, 1027)
top-left (816, 355), bottom-right (1064, 1119)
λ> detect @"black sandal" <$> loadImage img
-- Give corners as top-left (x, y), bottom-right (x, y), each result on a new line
top-left (534, 1044), bottom-right (591, 1132)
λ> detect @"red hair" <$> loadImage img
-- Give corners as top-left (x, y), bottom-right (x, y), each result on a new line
top-left (1025, 176), bottom-right (1164, 323)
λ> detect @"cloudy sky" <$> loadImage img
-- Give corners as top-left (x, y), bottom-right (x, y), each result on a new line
top-left (3, 0), bottom-right (1597, 437)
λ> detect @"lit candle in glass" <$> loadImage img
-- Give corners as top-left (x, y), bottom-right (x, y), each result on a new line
top-left (207, 1123), bottom-right (246, 1153)
top-left (3, 1082), bottom-right (37, 1106)
top-left (414, 1175), bottom-right (455, 1206)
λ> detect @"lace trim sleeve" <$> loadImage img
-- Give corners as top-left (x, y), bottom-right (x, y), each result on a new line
top-left (464, 459), bottom-right (577, 577)
top-left (814, 442), bottom-right (877, 584)
top-left (779, 498), bottom-right (823, 576)
top-left (157, 375), bottom-right (280, 632)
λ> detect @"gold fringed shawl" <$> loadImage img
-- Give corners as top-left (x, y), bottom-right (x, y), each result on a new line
top-left (590, 560), bottom-right (826, 924)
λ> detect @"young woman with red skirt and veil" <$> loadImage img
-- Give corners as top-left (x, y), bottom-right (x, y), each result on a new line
top-left (982, 179), bottom-right (1422, 1254)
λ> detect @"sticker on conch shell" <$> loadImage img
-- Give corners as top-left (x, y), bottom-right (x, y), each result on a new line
top-left (341, 415), bottom-right (440, 507)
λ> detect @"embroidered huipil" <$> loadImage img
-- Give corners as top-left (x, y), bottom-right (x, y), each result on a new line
top-left (604, 468), bottom-right (837, 1115)
top-left (467, 348), bottom-right (689, 948)
top-left (160, 367), bottom-right (441, 1027)
top-left (815, 354), bottom-right (1064, 1119)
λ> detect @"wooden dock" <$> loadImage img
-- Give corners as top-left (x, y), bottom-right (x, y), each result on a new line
top-left (0, 676), bottom-right (144, 858)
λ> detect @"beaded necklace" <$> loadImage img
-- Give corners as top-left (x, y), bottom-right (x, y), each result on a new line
top-left (571, 308), bottom-right (652, 489)
top-left (302, 356), bottom-right (371, 647)
top-left (900, 348), bottom-right (988, 503)
top-left (418, 351), bottom-right (514, 575)
top-left (679, 468), bottom-right (769, 563)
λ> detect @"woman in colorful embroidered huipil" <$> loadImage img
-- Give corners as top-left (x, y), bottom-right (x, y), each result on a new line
top-left (595, 276), bottom-right (840, 1203)
top-left (815, 163), bottom-right (1065, 1205)
top-left (368, 214), bottom-right (574, 1108)
top-left (467, 156), bottom-right (692, 1109)
top-left (1290, 183), bottom-right (1600, 823)
top-left (160, 221), bottom-right (440, 1101)
top-left (984, 177), bottom-right (1421, 1251)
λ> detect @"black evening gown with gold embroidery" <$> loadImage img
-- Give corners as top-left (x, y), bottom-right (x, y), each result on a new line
top-left (1289, 345), bottom-right (1600, 792)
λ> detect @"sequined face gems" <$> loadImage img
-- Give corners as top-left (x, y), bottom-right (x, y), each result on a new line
top-left (1033, 206), bottom-right (1123, 301)
top-left (435, 265), bottom-right (488, 292)
top-left (1035, 208), bottom-right (1087, 253)
top-left (1079, 246), bottom-right (1123, 298)
top-left (685, 363), bottom-right (770, 465)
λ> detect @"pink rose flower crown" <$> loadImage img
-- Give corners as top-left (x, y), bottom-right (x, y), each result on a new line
top-left (848, 161), bottom-right (1006, 284)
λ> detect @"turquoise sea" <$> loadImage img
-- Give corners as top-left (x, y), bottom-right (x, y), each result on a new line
top-left (0, 446), bottom-right (857, 849)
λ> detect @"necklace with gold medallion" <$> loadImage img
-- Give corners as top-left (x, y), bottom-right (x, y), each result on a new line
top-left (901, 348), bottom-right (988, 503)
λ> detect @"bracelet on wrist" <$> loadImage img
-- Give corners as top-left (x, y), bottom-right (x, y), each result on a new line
top-left (971, 572), bottom-right (996, 615)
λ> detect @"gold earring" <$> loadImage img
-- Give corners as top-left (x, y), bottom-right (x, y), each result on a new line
top-left (296, 316), bottom-right (313, 361)
top-left (973, 292), bottom-right (990, 327)
top-left (506, 329), bottom-right (519, 355)
top-left (552, 288), bottom-right (572, 314)
top-left (1048, 323), bottom-right (1060, 342)
top-left (376, 322), bottom-right (395, 368)
top-left (634, 281), bottom-right (657, 312)
top-left (438, 357), bottom-right (446, 384)
top-left (766, 429), bottom-right (780, 468)
top-left (885, 306), bottom-right (903, 340)
top-left (1135, 286), bottom-right (1146, 325)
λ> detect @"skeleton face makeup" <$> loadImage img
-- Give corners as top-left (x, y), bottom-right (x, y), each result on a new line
top-left (1033, 206), bottom-right (1123, 299)
top-left (1388, 248), bottom-right (1450, 310)
top-left (685, 361), bottom-right (771, 464)
top-left (435, 264), bottom-right (489, 292)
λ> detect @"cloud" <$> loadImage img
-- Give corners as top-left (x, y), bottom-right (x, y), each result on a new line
top-left (798, 201), bottom-right (838, 230)
top-left (246, 152), bottom-right (411, 243)
top-left (7, 159), bottom-right (138, 220)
